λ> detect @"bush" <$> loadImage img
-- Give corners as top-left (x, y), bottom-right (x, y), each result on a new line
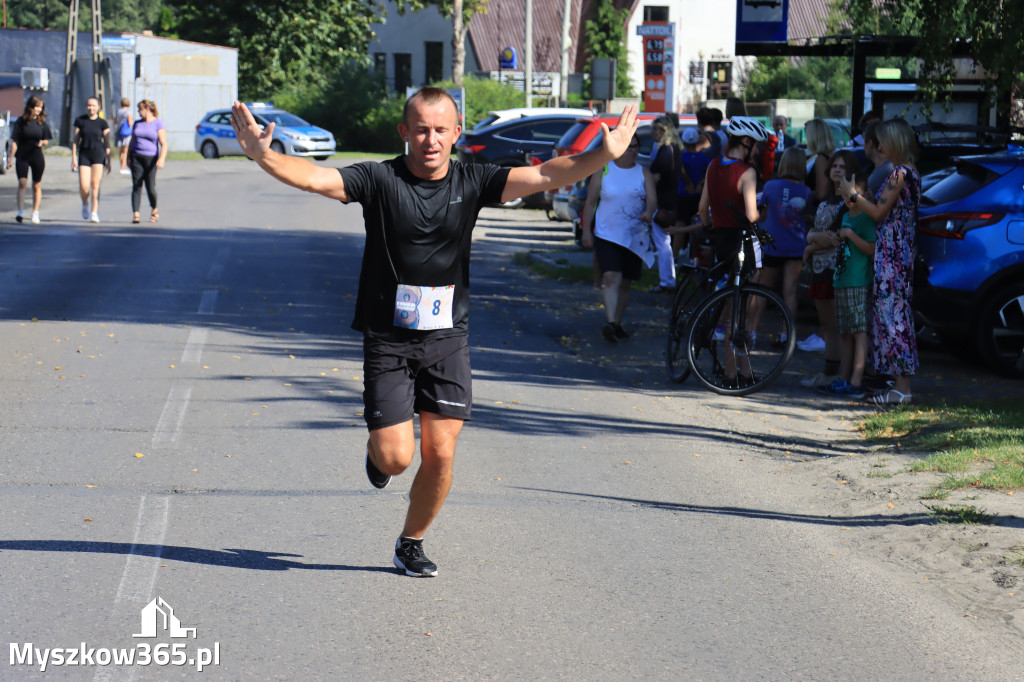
top-left (430, 76), bottom-right (524, 129)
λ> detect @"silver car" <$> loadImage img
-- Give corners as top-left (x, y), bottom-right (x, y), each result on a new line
top-left (194, 104), bottom-right (336, 160)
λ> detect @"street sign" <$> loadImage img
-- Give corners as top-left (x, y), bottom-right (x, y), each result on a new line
top-left (735, 0), bottom-right (789, 44)
top-left (98, 35), bottom-right (136, 53)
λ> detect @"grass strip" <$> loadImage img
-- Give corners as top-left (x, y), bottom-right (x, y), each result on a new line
top-left (859, 399), bottom-right (1024, 492)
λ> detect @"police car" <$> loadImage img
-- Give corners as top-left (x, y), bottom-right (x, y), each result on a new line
top-left (194, 103), bottom-right (336, 159)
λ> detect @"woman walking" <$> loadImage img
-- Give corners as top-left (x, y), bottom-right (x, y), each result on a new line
top-left (114, 97), bottom-right (133, 174)
top-left (840, 119), bottom-right (921, 405)
top-left (72, 96), bottom-right (111, 223)
top-left (580, 134), bottom-right (656, 343)
top-left (648, 117), bottom-right (687, 292)
top-left (128, 99), bottom-right (167, 223)
top-left (7, 95), bottom-right (52, 224)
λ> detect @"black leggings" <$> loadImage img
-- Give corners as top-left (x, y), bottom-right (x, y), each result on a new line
top-left (129, 152), bottom-right (158, 213)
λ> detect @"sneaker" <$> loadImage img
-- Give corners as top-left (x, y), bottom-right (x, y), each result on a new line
top-left (771, 332), bottom-right (790, 350)
top-left (393, 537), bottom-right (438, 577)
top-left (601, 323), bottom-right (617, 343)
top-left (30, 212), bottom-right (40, 224)
top-left (801, 372), bottom-right (838, 388)
top-left (712, 325), bottom-right (726, 341)
top-left (841, 384), bottom-right (866, 399)
top-left (796, 333), bottom-right (825, 352)
top-left (90, 212), bottom-right (100, 224)
top-left (365, 451), bottom-right (391, 489)
top-left (818, 379), bottom-right (849, 396)
top-left (15, 211), bottom-right (23, 223)
top-left (82, 205), bottom-right (90, 220)
top-left (612, 322), bottom-right (629, 339)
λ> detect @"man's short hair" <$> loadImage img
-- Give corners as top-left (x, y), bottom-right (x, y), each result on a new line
top-left (696, 107), bottom-right (715, 127)
top-left (403, 87), bottom-right (459, 125)
top-left (862, 120), bottom-right (881, 147)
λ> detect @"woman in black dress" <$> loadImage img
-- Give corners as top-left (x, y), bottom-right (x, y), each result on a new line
top-left (72, 96), bottom-right (111, 223)
top-left (7, 95), bottom-right (52, 224)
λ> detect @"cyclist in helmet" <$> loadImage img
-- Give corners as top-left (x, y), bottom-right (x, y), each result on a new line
top-left (695, 115), bottom-right (772, 387)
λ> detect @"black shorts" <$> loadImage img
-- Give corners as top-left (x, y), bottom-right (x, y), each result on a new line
top-left (709, 228), bottom-right (761, 275)
top-left (78, 147), bottom-right (107, 166)
top-left (363, 333), bottom-right (472, 430)
top-left (594, 237), bottom-right (643, 280)
top-left (15, 153), bottom-right (45, 183)
top-left (762, 254), bottom-right (800, 269)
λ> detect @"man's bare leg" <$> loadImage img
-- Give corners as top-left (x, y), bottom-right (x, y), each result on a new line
top-left (403, 412), bottom-right (462, 538)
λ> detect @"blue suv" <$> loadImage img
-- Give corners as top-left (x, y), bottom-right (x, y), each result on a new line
top-left (194, 103), bottom-right (336, 160)
top-left (915, 148), bottom-right (1024, 377)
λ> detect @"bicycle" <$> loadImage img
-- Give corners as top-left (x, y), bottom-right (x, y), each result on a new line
top-left (684, 221), bottom-right (796, 396)
top-left (665, 256), bottom-right (731, 383)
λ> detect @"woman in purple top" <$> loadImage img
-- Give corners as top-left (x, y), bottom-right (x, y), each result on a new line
top-left (128, 99), bottom-right (167, 223)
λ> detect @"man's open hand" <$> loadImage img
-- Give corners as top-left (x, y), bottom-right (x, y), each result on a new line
top-left (599, 105), bottom-right (640, 160)
top-left (231, 101), bottom-right (275, 161)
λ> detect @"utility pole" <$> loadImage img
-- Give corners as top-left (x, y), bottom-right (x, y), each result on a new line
top-left (524, 0), bottom-right (532, 108)
top-left (559, 0), bottom-right (572, 107)
top-left (60, 0), bottom-right (80, 146)
top-left (91, 0), bottom-right (105, 116)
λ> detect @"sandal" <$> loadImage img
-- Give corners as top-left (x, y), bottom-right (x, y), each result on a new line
top-left (870, 389), bottom-right (912, 406)
top-left (149, 211), bottom-right (159, 223)
top-left (132, 213), bottom-right (140, 224)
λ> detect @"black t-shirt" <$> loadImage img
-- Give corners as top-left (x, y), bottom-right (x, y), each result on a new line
top-left (74, 115), bottom-right (110, 152)
top-left (12, 118), bottom-right (52, 159)
top-left (338, 157), bottom-right (510, 339)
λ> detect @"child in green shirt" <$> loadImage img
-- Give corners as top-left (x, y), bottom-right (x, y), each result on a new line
top-left (822, 170), bottom-right (876, 398)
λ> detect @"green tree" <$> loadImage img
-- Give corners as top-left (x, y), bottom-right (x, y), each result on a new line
top-left (170, 0), bottom-right (383, 100)
top-left (394, 1), bottom-right (491, 89)
top-left (846, 0), bottom-right (1024, 124)
top-left (5, 0), bottom-right (166, 32)
top-left (584, 0), bottom-right (634, 98)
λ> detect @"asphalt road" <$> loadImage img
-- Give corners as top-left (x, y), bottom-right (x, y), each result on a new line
top-left (0, 159), bottom-right (1020, 680)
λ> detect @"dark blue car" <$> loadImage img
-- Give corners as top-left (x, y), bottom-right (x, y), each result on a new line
top-left (915, 148), bottom-right (1024, 377)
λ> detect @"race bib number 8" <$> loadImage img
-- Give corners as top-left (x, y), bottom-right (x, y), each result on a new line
top-left (393, 284), bottom-right (455, 330)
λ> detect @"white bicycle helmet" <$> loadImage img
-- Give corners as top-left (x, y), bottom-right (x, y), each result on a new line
top-left (723, 116), bottom-right (771, 142)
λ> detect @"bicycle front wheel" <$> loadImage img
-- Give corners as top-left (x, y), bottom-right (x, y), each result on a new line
top-left (665, 266), bottom-right (709, 383)
top-left (686, 285), bottom-right (795, 396)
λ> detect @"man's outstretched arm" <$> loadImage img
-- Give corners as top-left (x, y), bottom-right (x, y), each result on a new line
top-left (230, 101), bottom-right (348, 202)
top-left (501, 105), bottom-right (640, 203)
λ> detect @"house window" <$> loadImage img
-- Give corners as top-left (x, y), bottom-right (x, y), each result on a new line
top-left (643, 6), bottom-right (669, 22)
top-left (374, 53), bottom-right (386, 74)
top-left (394, 53), bottom-right (412, 93)
top-left (425, 42), bottom-right (444, 85)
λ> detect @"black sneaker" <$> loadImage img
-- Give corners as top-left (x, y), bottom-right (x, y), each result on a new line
top-left (393, 537), bottom-right (438, 577)
top-left (601, 323), bottom-right (617, 343)
top-left (365, 451), bottom-right (391, 489)
top-left (613, 323), bottom-right (629, 339)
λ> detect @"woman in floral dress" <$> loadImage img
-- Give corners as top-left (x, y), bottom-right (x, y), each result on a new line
top-left (840, 119), bottom-right (921, 405)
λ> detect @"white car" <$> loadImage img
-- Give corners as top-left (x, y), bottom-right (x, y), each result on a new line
top-left (194, 104), bottom-right (336, 159)
top-left (470, 107), bottom-right (595, 130)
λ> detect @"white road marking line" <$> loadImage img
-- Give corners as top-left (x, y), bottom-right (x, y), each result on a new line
top-left (95, 495), bottom-right (171, 682)
top-left (113, 495), bottom-right (171, 605)
top-left (181, 328), bottom-right (208, 365)
top-left (206, 246), bottom-right (231, 281)
top-left (197, 290), bottom-right (218, 315)
top-left (152, 386), bottom-right (192, 445)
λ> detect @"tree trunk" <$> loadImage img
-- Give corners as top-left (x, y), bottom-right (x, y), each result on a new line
top-left (452, 0), bottom-right (464, 88)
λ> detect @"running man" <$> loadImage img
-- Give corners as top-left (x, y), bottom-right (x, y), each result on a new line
top-left (230, 88), bottom-right (638, 576)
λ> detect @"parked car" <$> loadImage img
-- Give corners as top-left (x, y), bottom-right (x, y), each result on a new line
top-left (194, 103), bottom-right (336, 160)
top-left (456, 113), bottom-right (583, 208)
top-left (547, 114), bottom-right (687, 222)
top-left (914, 148), bottom-right (1024, 377)
top-left (0, 110), bottom-right (11, 175)
top-left (469, 107), bottom-right (594, 130)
